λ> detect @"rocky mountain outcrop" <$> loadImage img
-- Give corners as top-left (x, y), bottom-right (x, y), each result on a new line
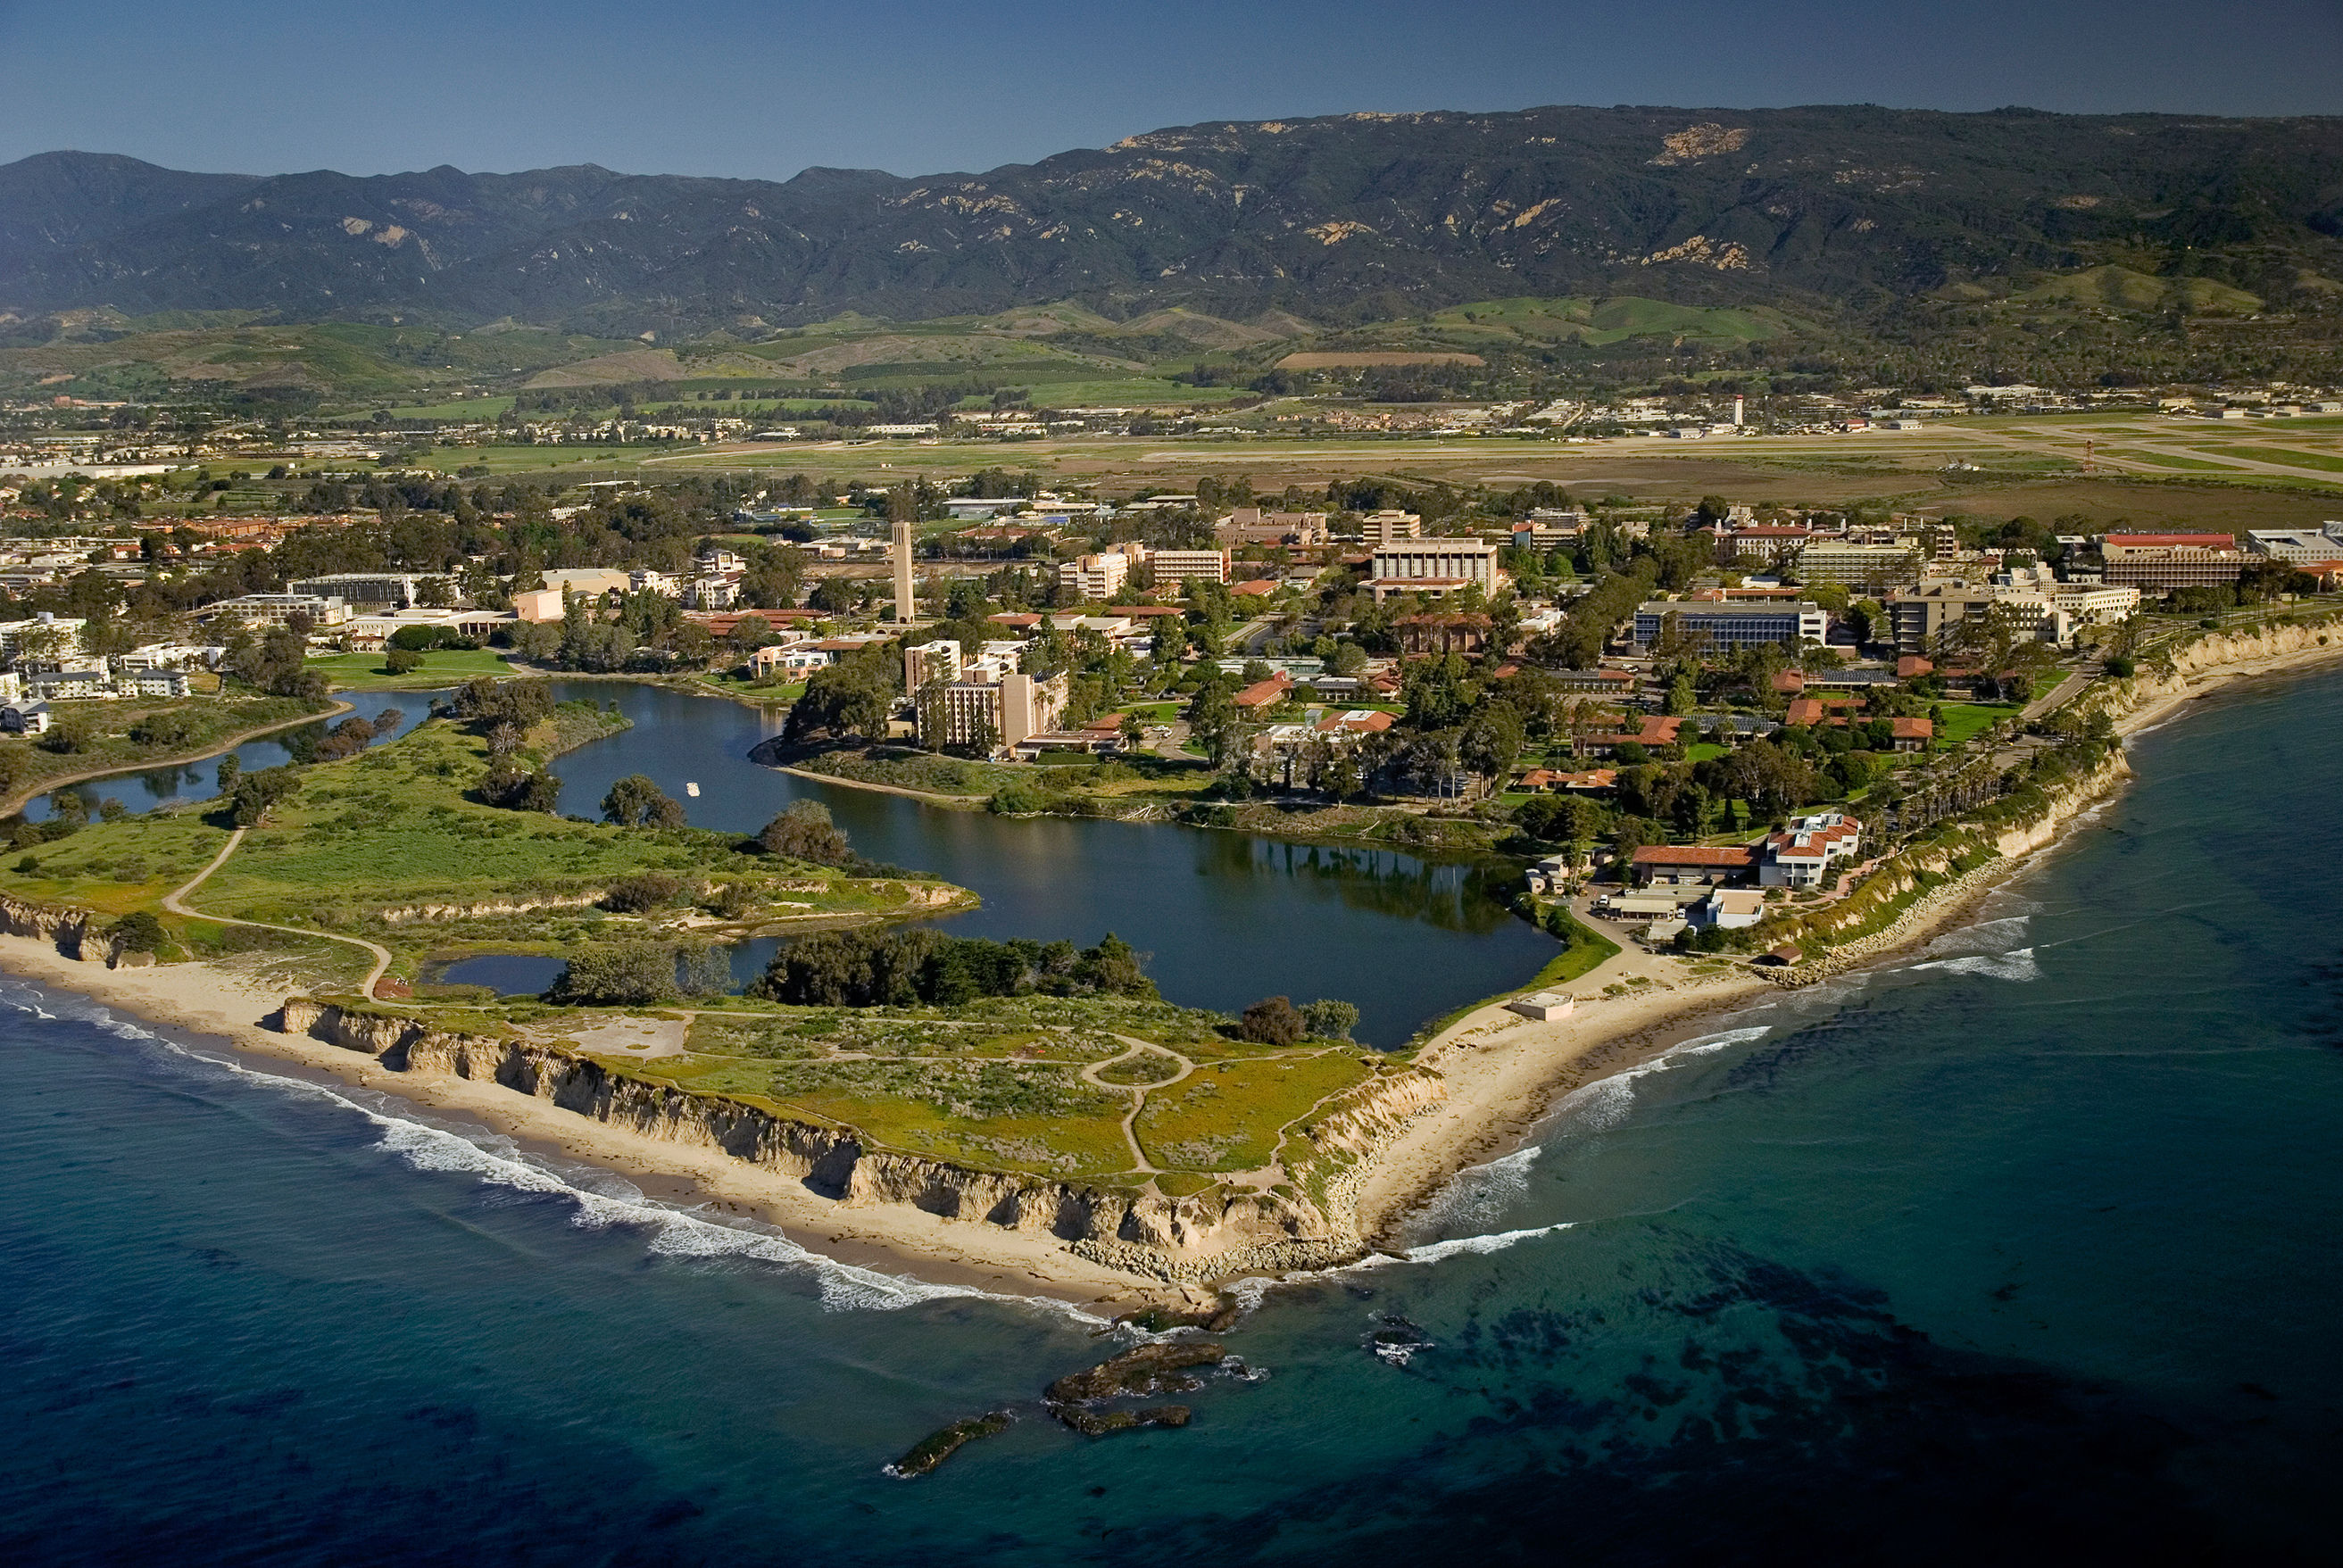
top-left (8, 105), bottom-right (2340, 331)
top-left (278, 998), bottom-right (1444, 1281)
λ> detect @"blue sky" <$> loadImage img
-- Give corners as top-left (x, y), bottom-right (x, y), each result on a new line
top-left (2, 0), bottom-right (2339, 178)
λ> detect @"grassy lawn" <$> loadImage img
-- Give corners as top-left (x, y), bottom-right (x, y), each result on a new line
top-left (1530, 906), bottom-right (1621, 987)
top-left (1685, 742), bottom-right (1728, 762)
top-left (5, 815), bottom-right (234, 918)
top-left (2103, 449), bottom-right (2237, 470)
top-left (1935, 702), bottom-right (2024, 747)
top-left (2218, 445), bottom-right (2343, 475)
top-left (5, 714), bottom-right (957, 968)
top-left (1134, 1050), bottom-right (1370, 1173)
top-left (306, 648), bottom-right (519, 689)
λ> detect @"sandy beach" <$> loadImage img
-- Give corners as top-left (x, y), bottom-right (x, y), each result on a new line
top-left (10, 623), bottom-right (2343, 1298)
top-left (0, 933), bottom-right (1181, 1312)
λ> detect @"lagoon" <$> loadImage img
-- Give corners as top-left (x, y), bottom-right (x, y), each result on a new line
top-left (29, 680), bottom-right (1554, 1044)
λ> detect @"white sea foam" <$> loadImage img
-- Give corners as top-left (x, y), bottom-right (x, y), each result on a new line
top-left (1541, 1023), bottom-right (1772, 1137)
top-left (1403, 1145), bottom-right (1541, 1237)
top-left (6, 987), bottom-right (1108, 1324)
top-left (1399, 1222), bottom-right (1574, 1264)
top-left (1907, 947), bottom-right (2041, 983)
top-left (1922, 914), bottom-right (2034, 957)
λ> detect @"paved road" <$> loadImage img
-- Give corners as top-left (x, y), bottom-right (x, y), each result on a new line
top-left (164, 826), bottom-right (395, 999)
top-left (2020, 670), bottom-right (2093, 724)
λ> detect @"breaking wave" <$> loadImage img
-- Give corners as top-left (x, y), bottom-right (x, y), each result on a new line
top-left (4, 984), bottom-right (1108, 1324)
top-left (1907, 947), bottom-right (2042, 983)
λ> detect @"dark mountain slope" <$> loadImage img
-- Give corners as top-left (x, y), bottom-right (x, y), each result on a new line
top-left (3, 105), bottom-right (2339, 334)
top-left (0, 151), bottom-right (258, 253)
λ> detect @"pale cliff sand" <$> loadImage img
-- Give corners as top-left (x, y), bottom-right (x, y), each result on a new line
top-left (10, 630), bottom-right (2343, 1298)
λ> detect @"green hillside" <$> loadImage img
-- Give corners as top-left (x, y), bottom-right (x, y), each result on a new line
top-left (2015, 266), bottom-right (2264, 316)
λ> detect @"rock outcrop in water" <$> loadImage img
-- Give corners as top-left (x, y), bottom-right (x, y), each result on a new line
top-left (276, 998), bottom-right (1443, 1282)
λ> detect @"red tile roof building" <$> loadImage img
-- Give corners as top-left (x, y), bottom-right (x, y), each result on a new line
top-left (1630, 842), bottom-right (1757, 885)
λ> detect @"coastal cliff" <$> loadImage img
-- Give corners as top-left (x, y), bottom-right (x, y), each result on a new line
top-left (278, 998), bottom-right (1446, 1282)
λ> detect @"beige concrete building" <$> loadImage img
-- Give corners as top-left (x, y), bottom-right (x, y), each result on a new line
top-left (1365, 538), bottom-right (1504, 602)
top-left (927, 658), bottom-right (1069, 756)
top-left (1216, 508), bottom-right (1328, 547)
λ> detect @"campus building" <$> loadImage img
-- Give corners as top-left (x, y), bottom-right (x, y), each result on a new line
top-left (2098, 533), bottom-right (2245, 589)
top-left (1365, 538), bottom-right (1505, 601)
top-left (1632, 601), bottom-right (1827, 651)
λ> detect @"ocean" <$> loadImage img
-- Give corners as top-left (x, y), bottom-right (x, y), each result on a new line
top-left (2, 669), bottom-right (2339, 1564)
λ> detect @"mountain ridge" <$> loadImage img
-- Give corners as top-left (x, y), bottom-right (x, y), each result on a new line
top-left (4, 104), bottom-right (2341, 338)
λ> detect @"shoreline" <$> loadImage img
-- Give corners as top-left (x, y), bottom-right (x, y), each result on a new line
top-left (0, 697), bottom-right (352, 817)
top-left (1351, 628), bottom-right (2343, 1243)
top-left (0, 932), bottom-right (1177, 1313)
top-left (6, 628), bottom-right (2343, 1300)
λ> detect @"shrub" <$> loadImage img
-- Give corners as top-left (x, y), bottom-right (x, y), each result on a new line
top-left (547, 942), bottom-right (678, 1005)
top-left (1238, 995), bottom-right (1304, 1045)
top-left (478, 761), bottom-right (561, 812)
top-left (1300, 998), bottom-right (1359, 1041)
top-left (384, 648), bottom-right (424, 676)
top-left (226, 767), bottom-right (301, 825)
top-left (105, 910), bottom-right (166, 953)
top-left (602, 774), bottom-right (685, 828)
top-left (758, 800), bottom-right (850, 865)
top-left (603, 872), bottom-right (682, 913)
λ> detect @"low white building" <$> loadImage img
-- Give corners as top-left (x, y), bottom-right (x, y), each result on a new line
top-left (0, 700), bottom-right (52, 734)
top-left (26, 665), bottom-right (108, 701)
top-left (1760, 812), bottom-right (1864, 889)
top-left (1507, 991), bottom-right (1576, 1022)
top-left (205, 593), bottom-right (348, 628)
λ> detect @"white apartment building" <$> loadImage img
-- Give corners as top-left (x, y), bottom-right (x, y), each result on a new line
top-left (1359, 510), bottom-right (1423, 543)
top-left (204, 594), bottom-right (350, 629)
top-left (0, 613), bottom-right (87, 663)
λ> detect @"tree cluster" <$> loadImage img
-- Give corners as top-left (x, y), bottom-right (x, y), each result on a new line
top-left (750, 929), bottom-right (1156, 1008)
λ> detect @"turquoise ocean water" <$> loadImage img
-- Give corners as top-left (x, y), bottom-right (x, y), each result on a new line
top-left (3, 670), bottom-right (2340, 1564)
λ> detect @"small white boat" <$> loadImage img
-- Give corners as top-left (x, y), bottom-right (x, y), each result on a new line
top-left (685, 782), bottom-right (701, 797)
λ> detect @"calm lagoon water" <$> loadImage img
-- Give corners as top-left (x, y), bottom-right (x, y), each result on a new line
top-left (4, 671), bottom-right (2339, 1564)
top-left (38, 680), bottom-right (1551, 1043)
top-left (514, 682), bottom-right (1548, 1045)
top-left (22, 691), bottom-right (457, 821)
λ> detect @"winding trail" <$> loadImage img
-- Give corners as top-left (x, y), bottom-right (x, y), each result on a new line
top-left (1081, 1037), bottom-right (1195, 1174)
top-left (162, 826), bottom-right (395, 999)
